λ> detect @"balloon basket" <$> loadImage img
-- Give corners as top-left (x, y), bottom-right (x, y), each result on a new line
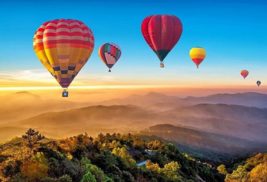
top-left (160, 63), bottom-right (164, 68)
top-left (62, 89), bottom-right (68, 97)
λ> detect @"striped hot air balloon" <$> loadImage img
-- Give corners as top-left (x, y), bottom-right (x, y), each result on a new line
top-left (189, 47), bottom-right (206, 68)
top-left (141, 15), bottom-right (183, 68)
top-left (33, 19), bottom-right (94, 94)
top-left (98, 43), bottom-right (121, 72)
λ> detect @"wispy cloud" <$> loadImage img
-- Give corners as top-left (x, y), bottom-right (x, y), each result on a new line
top-left (0, 69), bottom-right (117, 86)
top-left (0, 69), bottom-right (53, 82)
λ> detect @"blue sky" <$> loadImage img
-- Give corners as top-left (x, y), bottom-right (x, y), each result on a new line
top-left (0, 0), bottom-right (267, 88)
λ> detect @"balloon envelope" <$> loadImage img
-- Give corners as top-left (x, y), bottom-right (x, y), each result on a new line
top-left (257, 81), bottom-right (261, 86)
top-left (98, 43), bottom-right (121, 72)
top-left (241, 70), bottom-right (249, 79)
top-left (141, 15), bottom-right (183, 67)
top-left (189, 47), bottom-right (206, 68)
top-left (33, 19), bottom-right (94, 88)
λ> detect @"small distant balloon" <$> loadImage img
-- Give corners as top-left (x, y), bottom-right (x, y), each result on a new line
top-left (241, 70), bottom-right (249, 79)
top-left (257, 81), bottom-right (261, 86)
top-left (189, 47), bottom-right (206, 68)
top-left (98, 43), bottom-right (121, 72)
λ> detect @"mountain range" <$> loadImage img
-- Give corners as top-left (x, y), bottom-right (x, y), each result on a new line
top-left (0, 91), bottom-right (90, 124)
top-left (1, 91), bottom-right (267, 158)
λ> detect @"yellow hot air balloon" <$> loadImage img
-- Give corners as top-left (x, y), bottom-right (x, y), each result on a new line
top-left (33, 19), bottom-right (94, 97)
top-left (189, 47), bottom-right (206, 68)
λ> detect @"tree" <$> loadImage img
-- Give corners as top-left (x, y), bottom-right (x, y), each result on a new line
top-left (225, 165), bottom-right (249, 182)
top-left (249, 162), bottom-right (267, 182)
top-left (20, 152), bottom-right (48, 181)
top-left (145, 160), bottom-right (161, 174)
top-left (81, 171), bottom-right (97, 182)
top-left (112, 147), bottom-right (136, 167)
top-left (163, 161), bottom-right (180, 180)
top-left (22, 128), bottom-right (45, 156)
top-left (217, 164), bottom-right (228, 175)
top-left (59, 174), bottom-right (72, 182)
top-left (86, 164), bottom-right (107, 182)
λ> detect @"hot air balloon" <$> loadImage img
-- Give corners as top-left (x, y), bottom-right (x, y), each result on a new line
top-left (33, 19), bottom-right (94, 97)
top-left (98, 43), bottom-right (121, 72)
top-left (241, 70), bottom-right (249, 79)
top-left (141, 15), bottom-right (183, 68)
top-left (257, 81), bottom-right (261, 86)
top-left (189, 47), bottom-right (206, 68)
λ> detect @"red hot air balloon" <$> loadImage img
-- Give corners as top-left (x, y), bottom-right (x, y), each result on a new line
top-left (241, 70), bottom-right (249, 79)
top-left (141, 15), bottom-right (183, 68)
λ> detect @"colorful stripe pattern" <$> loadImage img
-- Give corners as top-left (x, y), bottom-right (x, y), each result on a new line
top-left (189, 47), bottom-right (206, 68)
top-left (33, 19), bottom-right (94, 88)
top-left (98, 43), bottom-right (121, 71)
top-left (141, 15), bottom-right (183, 63)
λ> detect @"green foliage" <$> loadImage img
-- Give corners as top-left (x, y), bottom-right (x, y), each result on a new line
top-left (59, 175), bottom-right (72, 182)
top-left (1, 129), bottom-right (235, 182)
top-left (22, 128), bottom-right (45, 155)
top-left (81, 171), bottom-right (96, 182)
top-left (85, 163), bottom-right (107, 182)
top-left (112, 147), bottom-right (136, 167)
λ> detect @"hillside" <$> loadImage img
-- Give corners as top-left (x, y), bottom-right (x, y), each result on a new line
top-left (1, 105), bottom-right (159, 141)
top-left (222, 153), bottom-right (267, 182)
top-left (1, 103), bottom-right (267, 150)
top-left (0, 91), bottom-right (91, 124)
top-left (139, 124), bottom-right (267, 156)
top-left (0, 129), bottom-right (223, 182)
top-left (160, 104), bottom-right (267, 142)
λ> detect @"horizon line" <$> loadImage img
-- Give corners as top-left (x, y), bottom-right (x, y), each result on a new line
top-left (0, 84), bottom-right (266, 91)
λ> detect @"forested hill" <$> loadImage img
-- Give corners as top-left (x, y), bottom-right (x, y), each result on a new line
top-left (0, 129), bottom-right (223, 182)
top-left (217, 153), bottom-right (267, 182)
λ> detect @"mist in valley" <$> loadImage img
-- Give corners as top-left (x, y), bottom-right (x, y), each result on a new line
top-left (1, 90), bottom-right (267, 159)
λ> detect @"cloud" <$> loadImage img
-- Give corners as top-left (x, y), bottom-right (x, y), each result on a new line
top-left (0, 69), bottom-right (53, 82)
top-left (0, 69), bottom-right (118, 85)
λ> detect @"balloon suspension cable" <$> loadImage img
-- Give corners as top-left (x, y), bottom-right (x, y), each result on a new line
top-left (109, 69), bottom-right (111, 72)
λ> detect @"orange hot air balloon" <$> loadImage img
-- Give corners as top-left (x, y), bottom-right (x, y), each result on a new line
top-left (189, 47), bottom-right (206, 68)
top-left (241, 70), bottom-right (249, 79)
top-left (33, 19), bottom-right (94, 97)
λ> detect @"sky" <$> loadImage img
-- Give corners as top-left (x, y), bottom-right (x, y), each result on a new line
top-left (0, 0), bottom-right (267, 99)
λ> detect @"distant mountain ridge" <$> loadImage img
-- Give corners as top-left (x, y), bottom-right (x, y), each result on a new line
top-left (140, 124), bottom-right (267, 154)
top-left (100, 92), bottom-right (186, 107)
top-left (100, 91), bottom-right (267, 109)
top-left (1, 102), bottom-right (266, 143)
top-left (1, 91), bottom-right (267, 154)
top-left (184, 92), bottom-right (267, 108)
top-left (0, 91), bottom-right (91, 123)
